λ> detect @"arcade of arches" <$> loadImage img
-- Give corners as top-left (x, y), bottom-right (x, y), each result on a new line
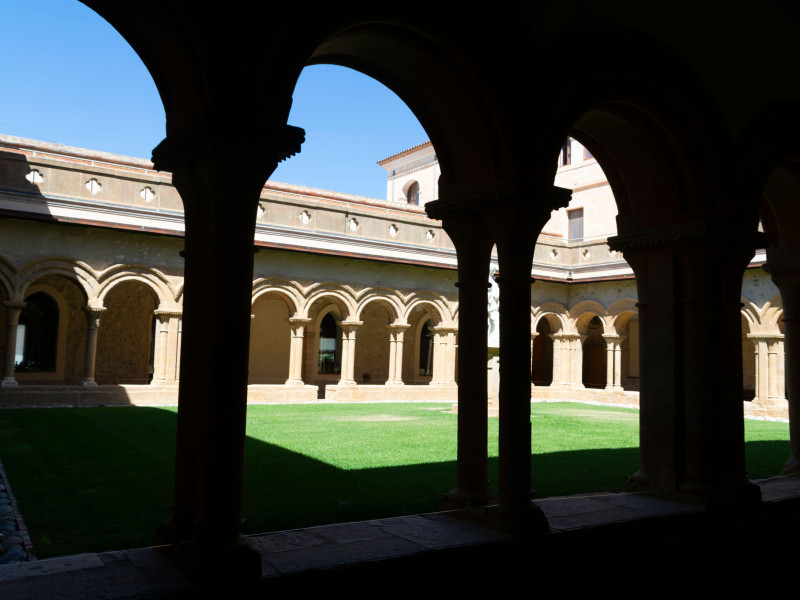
top-left (2, 0), bottom-right (800, 582)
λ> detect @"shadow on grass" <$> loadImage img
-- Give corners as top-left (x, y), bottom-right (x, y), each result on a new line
top-left (0, 407), bottom-right (790, 558)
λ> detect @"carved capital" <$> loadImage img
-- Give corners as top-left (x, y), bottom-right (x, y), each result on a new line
top-left (3, 301), bottom-right (27, 311)
top-left (152, 118), bottom-right (305, 174)
top-left (82, 306), bottom-right (107, 328)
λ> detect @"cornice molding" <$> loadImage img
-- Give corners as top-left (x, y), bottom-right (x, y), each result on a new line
top-left (425, 183), bottom-right (571, 220)
top-left (609, 221), bottom-right (768, 252)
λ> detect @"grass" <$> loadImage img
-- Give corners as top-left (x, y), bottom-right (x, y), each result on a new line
top-left (0, 402), bottom-right (790, 558)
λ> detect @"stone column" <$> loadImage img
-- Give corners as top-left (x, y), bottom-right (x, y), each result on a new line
top-left (386, 323), bottom-right (409, 385)
top-left (482, 184), bottom-right (569, 526)
top-left (430, 325), bottom-right (457, 385)
top-left (613, 338), bottom-right (624, 390)
top-left (603, 334), bottom-right (624, 391)
top-left (571, 335), bottom-right (586, 388)
top-left (2, 301), bottom-right (26, 387)
top-left (173, 316), bottom-right (182, 382)
top-left (338, 320), bottom-right (362, 385)
top-left (81, 306), bottom-right (106, 386)
top-left (764, 260), bottom-right (800, 474)
top-left (425, 200), bottom-right (494, 508)
top-left (530, 332), bottom-right (538, 388)
top-left (549, 334), bottom-right (565, 386)
top-left (286, 317), bottom-right (310, 385)
top-left (768, 339), bottom-right (780, 399)
top-left (152, 310), bottom-right (182, 384)
top-left (151, 119), bottom-right (304, 577)
top-left (610, 222), bottom-right (764, 504)
top-left (603, 335), bottom-right (615, 391)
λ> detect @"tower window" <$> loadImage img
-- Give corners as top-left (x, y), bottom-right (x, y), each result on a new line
top-left (568, 208), bottom-right (584, 241)
top-left (406, 181), bottom-right (420, 205)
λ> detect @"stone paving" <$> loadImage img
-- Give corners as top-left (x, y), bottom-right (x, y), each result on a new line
top-left (0, 460), bottom-right (32, 566)
top-left (3, 476), bottom-right (799, 598)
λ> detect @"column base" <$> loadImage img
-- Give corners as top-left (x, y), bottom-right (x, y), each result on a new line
top-left (161, 536), bottom-right (262, 583)
top-left (781, 456), bottom-right (800, 476)
top-left (337, 380), bottom-right (357, 386)
top-left (625, 473), bottom-right (762, 508)
top-left (1, 377), bottom-right (18, 387)
top-left (385, 380), bottom-right (405, 386)
top-left (440, 486), bottom-right (496, 510)
top-left (284, 379), bottom-right (304, 386)
top-left (81, 379), bottom-right (98, 387)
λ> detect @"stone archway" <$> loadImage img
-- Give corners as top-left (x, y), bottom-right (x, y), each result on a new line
top-left (95, 280), bottom-right (159, 385)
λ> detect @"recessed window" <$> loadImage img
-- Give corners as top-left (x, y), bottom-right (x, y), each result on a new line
top-left (406, 181), bottom-right (420, 205)
top-left (568, 207), bottom-right (584, 241)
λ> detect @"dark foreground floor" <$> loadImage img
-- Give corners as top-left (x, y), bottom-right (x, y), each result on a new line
top-left (2, 476), bottom-right (799, 599)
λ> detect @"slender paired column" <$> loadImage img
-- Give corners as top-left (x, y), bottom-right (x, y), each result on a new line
top-left (286, 317), bottom-right (310, 385)
top-left (338, 320), bottom-right (362, 385)
top-left (530, 332), bottom-right (538, 387)
top-left (429, 325), bottom-right (457, 385)
top-left (549, 334), bottom-right (565, 386)
top-left (386, 323), bottom-right (409, 385)
top-left (602, 334), bottom-right (624, 391)
top-left (482, 185), bottom-right (570, 524)
top-left (426, 201), bottom-right (494, 508)
top-left (81, 306), bottom-right (106, 386)
top-left (2, 301), bottom-right (25, 386)
top-left (152, 310), bottom-right (182, 384)
top-left (764, 261), bottom-right (800, 474)
top-left (610, 222), bottom-right (764, 503)
top-left (151, 119), bottom-right (304, 576)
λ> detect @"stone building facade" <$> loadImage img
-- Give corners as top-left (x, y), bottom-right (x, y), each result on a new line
top-left (0, 133), bottom-right (785, 419)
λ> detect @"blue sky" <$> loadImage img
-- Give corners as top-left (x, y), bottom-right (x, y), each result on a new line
top-left (0, 1), bottom-right (428, 199)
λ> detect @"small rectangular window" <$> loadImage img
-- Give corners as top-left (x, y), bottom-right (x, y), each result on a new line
top-left (568, 208), bottom-right (584, 241)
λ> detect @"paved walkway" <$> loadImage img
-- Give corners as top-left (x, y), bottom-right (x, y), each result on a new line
top-left (2, 475), bottom-right (798, 598)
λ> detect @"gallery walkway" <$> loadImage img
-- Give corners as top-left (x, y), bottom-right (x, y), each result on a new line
top-left (2, 475), bottom-right (799, 598)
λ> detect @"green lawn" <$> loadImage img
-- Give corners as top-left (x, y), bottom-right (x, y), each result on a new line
top-left (0, 402), bottom-right (790, 558)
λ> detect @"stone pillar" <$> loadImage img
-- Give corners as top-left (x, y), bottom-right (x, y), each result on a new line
top-left (549, 334), bottom-right (565, 386)
top-left (571, 335), bottom-right (586, 388)
top-left (286, 317), bottom-right (311, 385)
top-left (81, 306), bottom-right (106, 386)
top-left (610, 222), bottom-right (764, 504)
top-left (338, 320), bottom-right (362, 385)
top-left (530, 332), bottom-right (538, 388)
top-left (614, 338), bottom-right (624, 390)
top-left (425, 201), bottom-right (494, 508)
top-left (386, 323), bottom-right (409, 385)
top-left (2, 301), bottom-right (26, 387)
top-left (603, 334), bottom-right (624, 391)
top-left (430, 325), bottom-right (457, 385)
top-left (482, 184), bottom-right (569, 526)
top-left (152, 310), bottom-right (182, 384)
top-left (151, 120), bottom-right (304, 577)
top-left (764, 261), bottom-right (800, 474)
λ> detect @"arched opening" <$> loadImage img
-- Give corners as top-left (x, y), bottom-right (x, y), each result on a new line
top-left (18, 276), bottom-right (86, 384)
top-left (741, 313), bottom-right (756, 401)
top-left (317, 312), bottom-right (342, 376)
top-left (354, 300), bottom-right (393, 384)
top-left (532, 318), bottom-right (554, 386)
top-left (96, 281), bottom-right (158, 384)
top-left (248, 294), bottom-right (293, 384)
top-left (418, 317), bottom-right (433, 376)
top-left (582, 315), bottom-right (606, 389)
top-left (17, 291), bottom-right (59, 373)
top-left (406, 181), bottom-right (420, 205)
